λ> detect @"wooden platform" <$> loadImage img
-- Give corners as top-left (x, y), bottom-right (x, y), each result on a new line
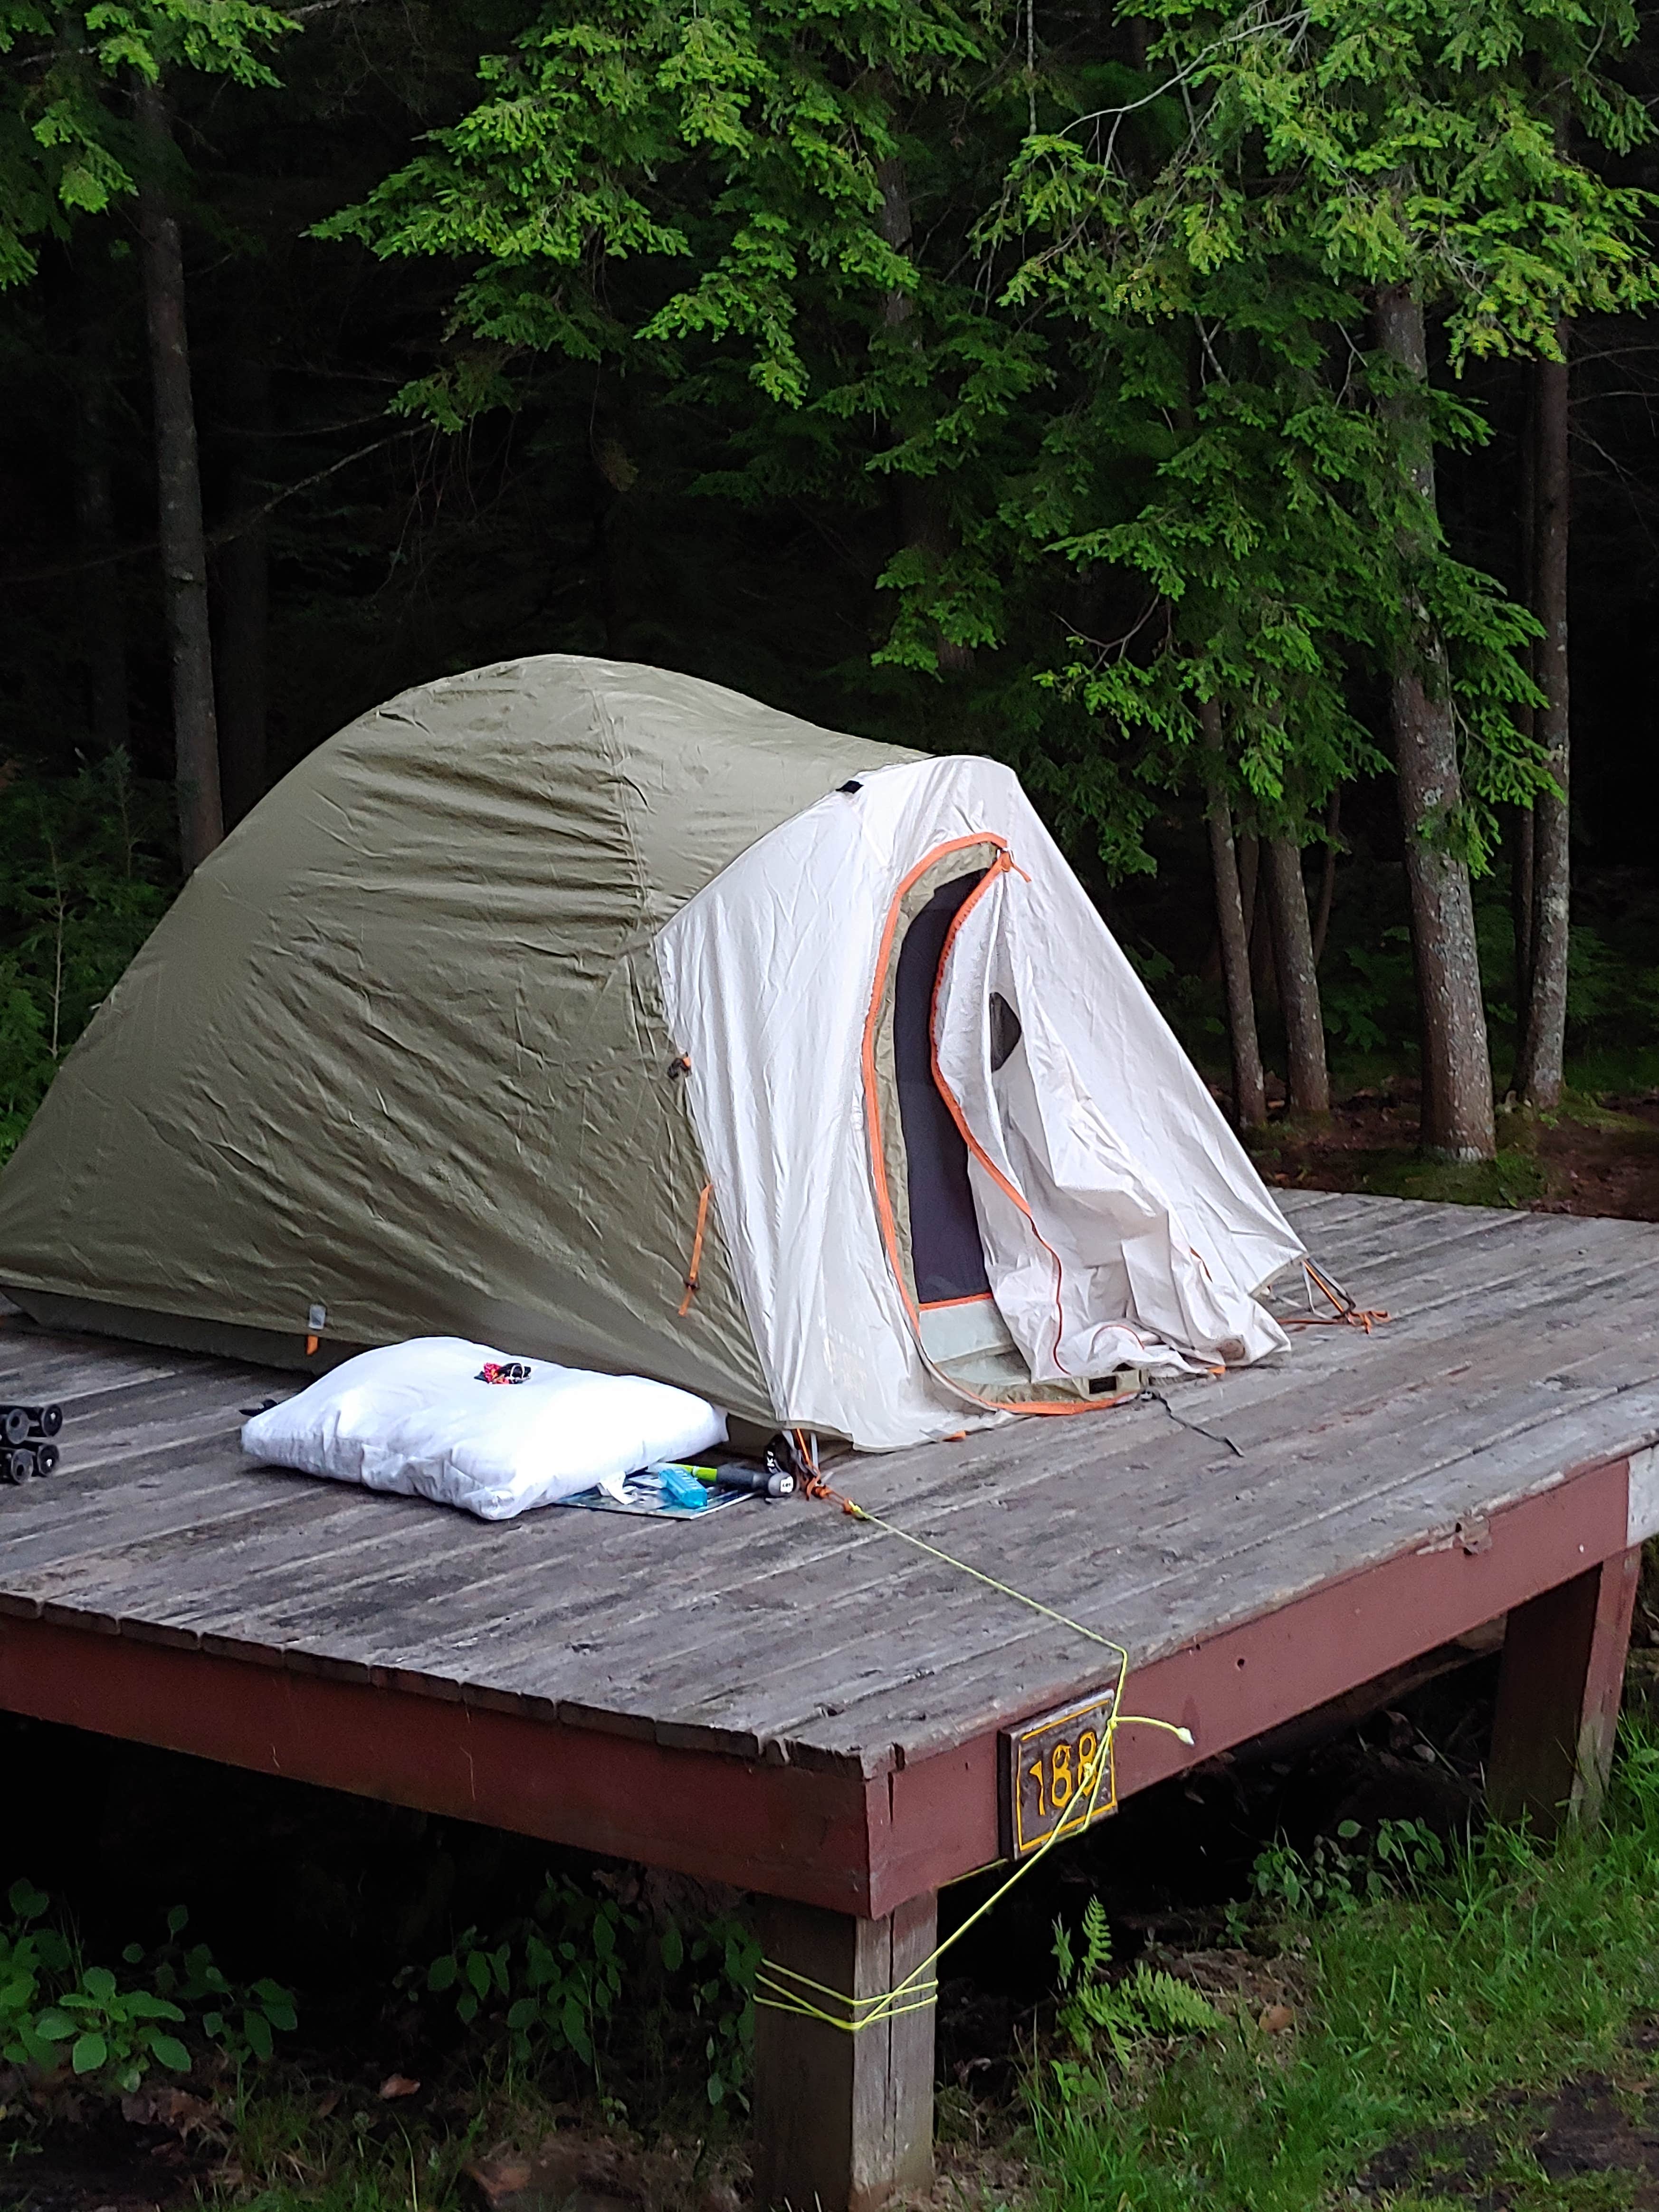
top-left (3, 1190), bottom-right (1658, 2210)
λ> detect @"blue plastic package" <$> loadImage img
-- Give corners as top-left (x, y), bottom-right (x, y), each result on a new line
top-left (655, 1464), bottom-right (710, 1511)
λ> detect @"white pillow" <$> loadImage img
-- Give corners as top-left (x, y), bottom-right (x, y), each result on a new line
top-left (241, 1337), bottom-right (727, 1521)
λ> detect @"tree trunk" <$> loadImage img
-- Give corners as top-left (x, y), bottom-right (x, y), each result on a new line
top-left (1246, 844), bottom-right (1278, 1007)
top-left (1311, 788), bottom-right (1341, 967)
top-left (1510, 804), bottom-right (1535, 1030)
top-left (1514, 332), bottom-right (1571, 1109)
top-left (1374, 281), bottom-right (1495, 1161)
top-left (1509, 365), bottom-right (1538, 1034)
top-left (1200, 698), bottom-right (1267, 1131)
top-left (1237, 829), bottom-right (1259, 939)
top-left (1263, 835), bottom-right (1331, 1117)
top-left (875, 148), bottom-right (971, 675)
top-left (215, 330), bottom-right (270, 827)
top-left (136, 76), bottom-right (223, 874)
top-left (1233, 829), bottom-right (1274, 1001)
top-left (73, 260), bottom-right (130, 754)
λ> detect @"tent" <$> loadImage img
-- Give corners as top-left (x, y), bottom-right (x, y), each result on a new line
top-left (0, 655), bottom-right (1304, 1450)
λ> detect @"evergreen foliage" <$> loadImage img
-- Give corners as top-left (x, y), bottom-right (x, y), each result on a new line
top-left (0, 0), bottom-right (293, 286)
top-left (2, 0), bottom-right (1659, 1139)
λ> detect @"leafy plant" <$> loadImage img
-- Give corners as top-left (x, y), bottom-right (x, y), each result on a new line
top-left (1234, 1816), bottom-right (1451, 1932)
top-left (0, 1878), bottom-right (79, 2072)
top-left (421, 1878), bottom-right (634, 2079)
top-left (1053, 1896), bottom-right (1222, 2075)
top-left (675, 1912), bottom-right (761, 2110)
top-left (0, 1878), bottom-right (190, 2089)
top-left (413, 1876), bottom-right (760, 2110)
top-left (132, 1905), bottom-right (298, 2065)
top-left (424, 1926), bottom-right (511, 2027)
top-left (504, 1882), bottom-right (630, 2075)
top-left (1373, 1816), bottom-right (1449, 1888)
top-left (1322, 929), bottom-right (1418, 1056)
top-left (0, 1879), bottom-right (295, 2094)
top-left (1564, 924), bottom-right (1659, 1056)
top-left (0, 756), bottom-right (173, 1161)
top-left (42, 1963), bottom-right (190, 2089)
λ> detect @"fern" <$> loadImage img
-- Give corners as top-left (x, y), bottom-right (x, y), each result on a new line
top-left (1051, 1915), bottom-right (1075, 1990)
top-left (1125, 1964), bottom-right (1223, 2035)
top-left (1079, 1896), bottom-right (1112, 1982)
top-left (1067, 1981), bottom-right (1143, 2065)
top-left (1053, 1896), bottom-right (1221, 2068)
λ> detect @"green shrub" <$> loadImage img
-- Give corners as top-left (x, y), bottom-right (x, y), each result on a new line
top-left (0, 1879), bottom-right (295, 2095)
top-left (0, 755), bottom-right (172, 1162)
top-left (411, 1875), bottom-right (760, 2111)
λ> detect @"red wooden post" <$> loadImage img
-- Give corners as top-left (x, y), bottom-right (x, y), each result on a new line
top-left (1487, 1545), bottom-right (1641, 1837)
top-left (751, 1892), bottom-right (936, 2212)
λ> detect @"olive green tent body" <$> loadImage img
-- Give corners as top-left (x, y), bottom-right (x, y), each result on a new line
top-left (0, 657), bottom-right (912, 1425)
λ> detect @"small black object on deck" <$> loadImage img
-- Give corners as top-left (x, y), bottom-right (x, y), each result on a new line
top-left (715, 1461), bottom-right (794, 1499)
top-left (0, 1402), bottom-right (62, 1443)
top-left (1, 1440), bottom-right (58, 1483)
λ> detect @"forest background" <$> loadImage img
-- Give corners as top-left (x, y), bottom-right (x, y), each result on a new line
top-left (4, 0), bottom-right (1659, 1181)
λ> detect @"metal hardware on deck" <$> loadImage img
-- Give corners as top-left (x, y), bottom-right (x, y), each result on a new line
top-left (0, 1401), bottom-right (61, 1442)
top-left (1, 1440), bottom-right (57, 1483)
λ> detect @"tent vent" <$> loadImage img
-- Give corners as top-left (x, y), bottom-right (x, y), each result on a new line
top-left (989, 992), bottom-right (1022, 1072)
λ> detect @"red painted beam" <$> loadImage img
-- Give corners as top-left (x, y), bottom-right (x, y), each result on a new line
top-left (0, 1452), bottom-right (1636, 1920)
top-left (862, 1452), bottom-right (1633, 1915)
top-left (1118, 1454), bottom-right (1631, 1795)
top-left (0, 1612), bottom-right (882, 1913)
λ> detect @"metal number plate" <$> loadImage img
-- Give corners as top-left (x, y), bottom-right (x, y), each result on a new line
top-left (999, 1686), bottom-right (1119, 1859)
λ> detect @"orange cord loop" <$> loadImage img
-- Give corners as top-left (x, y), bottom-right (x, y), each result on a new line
top-left (677, 1182), bottom-right (713, 1317)
top-left (1287, 1258), bottom-right (1389, 1333)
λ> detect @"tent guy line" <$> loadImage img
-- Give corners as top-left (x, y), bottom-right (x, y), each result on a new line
top-left (0, 1187), bottom-right (1652, 2212)
top-left (0, 647), bottom-right (1579, 2212)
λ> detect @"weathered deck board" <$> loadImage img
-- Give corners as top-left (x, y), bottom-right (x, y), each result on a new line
top-left (17, 1187), bottom-right (1657, 2212)
top-left (3, 1192), bottom-right (1658, 1787)
top-left (0, 1265), bottom-right (1646, 1690)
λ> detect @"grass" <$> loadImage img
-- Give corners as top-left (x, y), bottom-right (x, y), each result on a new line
top-left (228, 2091), bottom-right (487, 2212)
top-left (1339, 1146), bottom-right (1549, 1207)
top-left (11, 1732), bottom-right (1659, 2212)
top-left (1033, 1726), bottom-right (1659, 2212)
top-left (152, 1727), bottom-right (1659, 2212)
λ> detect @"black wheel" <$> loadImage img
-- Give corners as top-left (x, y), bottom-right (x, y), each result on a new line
top-left (32, 1442), bottom-right (58, 1477)
top-left (8, 1446), bottom-right (35, 1480)
top-left (35, 1404), bottom-right (61, 1438)
top-left (0, 1450), bottom-right (20, 1485)
top-left (0, 1408), bottom-right (28, 1446)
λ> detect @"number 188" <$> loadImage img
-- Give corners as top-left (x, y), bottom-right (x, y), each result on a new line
top-left (1026, 1728), bottom-right (1103, 1821)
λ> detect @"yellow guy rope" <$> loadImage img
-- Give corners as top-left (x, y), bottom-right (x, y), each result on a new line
top-left (754, 1493), bottom-right (1195, 2035)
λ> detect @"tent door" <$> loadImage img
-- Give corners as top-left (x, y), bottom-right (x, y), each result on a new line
top-left (866, 832), bottom-right (1085, 1407)
top-left (890, 868), bottom-right (1024, 1379)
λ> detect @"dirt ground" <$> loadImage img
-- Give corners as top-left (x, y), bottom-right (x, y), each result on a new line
top-left (1359, 2023), bottom-right (1659, 2212)
top-left (1245, 1085), bottom-right (1659, 1221)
